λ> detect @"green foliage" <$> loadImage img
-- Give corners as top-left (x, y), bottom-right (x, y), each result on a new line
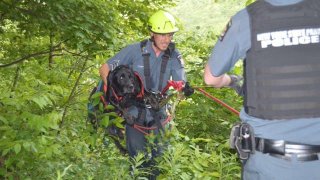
top-left (157, 132), bottom-right (241, 180)
top-left (0, 0), bottom-right (245, 179)
top-left (246, 0), bottom-right (256, 6)
top-left (173, 0), bottom-right (247, 33)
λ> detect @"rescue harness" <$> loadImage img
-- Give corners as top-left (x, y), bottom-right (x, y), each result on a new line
top-left (94, 79), bottom-right (184, 135)
top-left (92, 39), bottom-right (183, 135)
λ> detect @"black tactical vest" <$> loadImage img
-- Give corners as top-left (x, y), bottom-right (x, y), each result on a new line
top-left (245, 0), bottom-right (320, 120)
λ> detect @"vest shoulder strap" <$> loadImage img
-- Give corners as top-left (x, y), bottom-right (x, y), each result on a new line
top-left (140, 39), bottom-right (176, 91)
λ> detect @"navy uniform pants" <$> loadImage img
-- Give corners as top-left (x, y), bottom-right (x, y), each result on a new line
top-left (126, 124), bottom-right (164, 158)
top-left (126, 122), bottom-right (168, 179)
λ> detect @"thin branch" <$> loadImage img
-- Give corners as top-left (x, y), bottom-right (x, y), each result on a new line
top-left (59, 56), bottom-right (89, 130)
top-left (52, 54), bottom-right (64, 57)
top-left (0, 50), bottom-right (51, 68)
top-left (48, 30), bottom-right (55, 69)
top-left (0, 41), bottom-right (65, 68)
top-left (83, 64), bottom-right (98, 72)
top-left (63, 48), bottom-right (87, 57)
top-left (2, 0), bottom-right (38, 18)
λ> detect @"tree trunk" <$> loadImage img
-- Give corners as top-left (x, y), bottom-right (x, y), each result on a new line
top-left (48, 30), bottom-right (54, 69)
top-left (11, 66), bottom-right (21, 92)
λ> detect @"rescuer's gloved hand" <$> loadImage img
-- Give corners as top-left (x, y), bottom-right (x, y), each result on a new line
top-left (228, 74), bottom-right (244, 96)
top-left (182, 82), bottom-right (194, 97)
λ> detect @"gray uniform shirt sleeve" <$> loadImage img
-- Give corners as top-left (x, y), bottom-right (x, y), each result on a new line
top-left (106, 44), bottom-right (138, 70)
top-left (208, 9), bottom-right (251, 76)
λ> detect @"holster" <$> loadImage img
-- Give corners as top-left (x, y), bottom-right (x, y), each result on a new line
top-left (230, 122), bottom-right (255, 161)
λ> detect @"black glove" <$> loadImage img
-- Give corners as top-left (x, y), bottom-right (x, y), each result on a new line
top-left (228, 74), bottom-right (244, 96)
top-left (182, 82), bottom-right (194, 97)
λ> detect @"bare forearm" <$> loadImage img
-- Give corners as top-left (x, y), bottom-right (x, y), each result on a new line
top-left (204, 64), bottom-right (231, 88)
top-left (99, 63), bottom-right (110, 85)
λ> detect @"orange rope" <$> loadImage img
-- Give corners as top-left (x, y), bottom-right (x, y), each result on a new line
top-left (196, 88), bottom-right (240, 116)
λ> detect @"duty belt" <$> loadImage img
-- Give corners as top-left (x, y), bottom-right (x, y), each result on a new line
top-left (255, 137), bottom-right (320, 161)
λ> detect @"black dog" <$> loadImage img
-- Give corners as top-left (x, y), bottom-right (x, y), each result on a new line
top-left (87, 65), bottom-right (144, 154)
top-left (107, 65), bottom-right (144, 109)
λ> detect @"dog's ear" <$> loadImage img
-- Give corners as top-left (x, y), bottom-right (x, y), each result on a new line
top-left (112, 72), bottom-right (125, 96)
top-left (108, 65), bottom-right (122, 87)
top-left (107, 71), bottom-right (112, 85)
top-left (133, 74), bottom-right (141, 95)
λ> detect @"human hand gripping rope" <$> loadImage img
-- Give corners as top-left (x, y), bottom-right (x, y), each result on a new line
top-left (164, 80), bottom-right (240, 116)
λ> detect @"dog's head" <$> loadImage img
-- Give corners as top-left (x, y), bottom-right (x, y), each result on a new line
top-left (108, 65), bottom-right (141, 98)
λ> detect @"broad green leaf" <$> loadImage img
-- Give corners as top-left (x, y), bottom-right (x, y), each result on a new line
top-left (2, 149), bottom-right (10, 156)
top-left (14, 143), bottom-right (21, 154)
top-left (193, 161), bottom-right (203, 171)
top-left (114, 121), bottom-right (124, 129)
top-left (98, 102), bottom-right (104, 112)
top-left (211, 172), bottom-right (221, 177)
top-left (105, 105), bottom-right (115, 110)
top-left (100, 116), bottom-right (109, 127)
top-left (92, 97), bottom-right (101, 107)
top-left (23, 142), bottom-right (31, 152)
top-left (0, 116), bottom-right (8, 124)
top-left (30, 142), bottom-right (38, 153)
top-left (31, 95), bottom-right (52, 109)
top-left (91, 92), bottom-right (103, 99)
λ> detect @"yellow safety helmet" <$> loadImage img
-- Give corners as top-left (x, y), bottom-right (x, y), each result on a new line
top-left (148, 10), bottom-right (179, 34)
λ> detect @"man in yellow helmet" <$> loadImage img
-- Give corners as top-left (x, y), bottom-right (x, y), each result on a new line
top-left (99, 10), bottom-right (193, 179)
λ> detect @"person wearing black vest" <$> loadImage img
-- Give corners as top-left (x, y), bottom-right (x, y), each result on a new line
top-left (204, 0), bottom-right (320, 179)
top-left (99, 10), bottom-right (192, 179)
